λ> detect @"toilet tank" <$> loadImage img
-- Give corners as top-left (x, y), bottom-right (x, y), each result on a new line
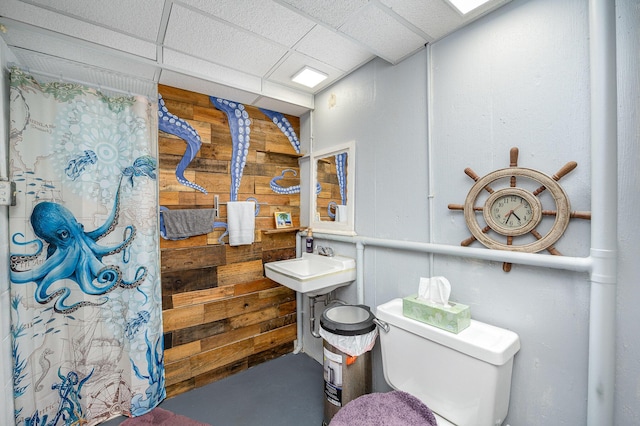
top-left (376, 299), bottom-right (520, 426)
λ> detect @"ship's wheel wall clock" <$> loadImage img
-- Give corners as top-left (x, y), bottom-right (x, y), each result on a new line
top-left (448, 147), bottom-right (591, 272)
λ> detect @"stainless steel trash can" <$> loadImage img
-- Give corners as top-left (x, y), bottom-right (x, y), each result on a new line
top-left (320, 304), bottom-right (377, 426)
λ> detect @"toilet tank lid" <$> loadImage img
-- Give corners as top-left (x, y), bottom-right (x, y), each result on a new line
top-left (376, 299), bottom-right (521, 366)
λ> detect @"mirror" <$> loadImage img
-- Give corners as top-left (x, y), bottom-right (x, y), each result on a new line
top-left (310, 141), bottom-right (355, 235)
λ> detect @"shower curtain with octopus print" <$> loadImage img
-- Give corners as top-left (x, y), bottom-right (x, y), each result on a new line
top-left (8, 68), bottom-right (165, 426)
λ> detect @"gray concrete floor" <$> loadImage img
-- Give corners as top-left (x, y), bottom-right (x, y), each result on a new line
top-left (102, 353), bottom-right (324, 426)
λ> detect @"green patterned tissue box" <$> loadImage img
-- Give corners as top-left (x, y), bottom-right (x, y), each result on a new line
top-left (402, 295), bottom-right (470, 334)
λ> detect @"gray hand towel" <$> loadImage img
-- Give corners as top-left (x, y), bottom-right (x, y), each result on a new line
top-left (162, 208), bottom-right (216, 239)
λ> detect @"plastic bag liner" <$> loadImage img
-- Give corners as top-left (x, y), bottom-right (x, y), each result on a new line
top-left (319, 304), bottom-right (379, 357)
top-left (319, 327), bottom-right (378, 357)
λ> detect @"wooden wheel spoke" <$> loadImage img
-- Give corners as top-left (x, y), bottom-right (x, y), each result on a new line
top-left (465, 167), bottom-right (494, 194)
top-left (542, 210), bottom-right (592, 220)
top-left (533, 161), bottom-right (577, 196)
top-left (453, 147), bottom-right (587, 271)
top-left (530, 229), bottom-right (562, 255)
top-left (460, 226), bottom-right (491, 247)
top-left (503, 234), bottom-right (514, 272)
top-left (509, 147), bottom-right (519, 188)
top-left (448, 204), bottom-right (482, 212)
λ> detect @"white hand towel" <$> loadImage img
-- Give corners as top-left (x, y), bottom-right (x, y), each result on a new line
top-left (227, 201), bottom-right (255, 246)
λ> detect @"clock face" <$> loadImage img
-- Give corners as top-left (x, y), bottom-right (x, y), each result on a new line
top-left (490, 194), bottom-right (533, 229)
top-left (482, 187), bottom-right (542, 237)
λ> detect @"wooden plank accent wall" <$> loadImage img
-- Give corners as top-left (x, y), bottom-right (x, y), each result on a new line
top-left (159, 85), bottom-right (301, 398)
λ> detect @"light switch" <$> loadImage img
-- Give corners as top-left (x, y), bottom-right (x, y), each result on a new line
top-left (0, 181), bottom-right (16, 206)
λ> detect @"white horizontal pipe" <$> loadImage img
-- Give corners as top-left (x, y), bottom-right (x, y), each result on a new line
top-left (312, 232), bottom-right (593, 273)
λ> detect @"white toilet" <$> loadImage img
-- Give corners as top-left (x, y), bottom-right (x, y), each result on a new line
top-left (376, 298), bottom-right (520, 426)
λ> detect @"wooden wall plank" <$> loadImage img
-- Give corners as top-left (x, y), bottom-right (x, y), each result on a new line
top-left (162, 266), bottom-right (218, 295)
top-left (253, 324), bottom-right (297, 353)
top-left (163, 304), bottom-right (205, 332)
top-left (164, 341), bottom-right (201, 363)
top-left (159, 85), bottom-right (301, 400)
top-left (171, 286), bottom-right (234, 308)
top-left (217, 259), bottom-right (264, 286)
top-left (190, 339), bottom-right (254, 377)
top-left (161, 245), bottom-right (225, 272)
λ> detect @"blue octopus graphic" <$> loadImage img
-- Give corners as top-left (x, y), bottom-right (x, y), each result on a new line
top-left (210, 97), bottom-right (252, 201)
top-left (10, 169), bottom-right (149, 314)
top-left (259, 108), bottom-right (301, 153)
top-left (270, 169), bottom-right (322, 195)
top-left (158, 94), bottom-right (207, 194)
top-left (261, 108), bottom-right (311, 197)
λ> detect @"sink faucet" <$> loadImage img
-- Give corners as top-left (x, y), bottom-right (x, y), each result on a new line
top-left (317, 246), bottom-right (334, 257)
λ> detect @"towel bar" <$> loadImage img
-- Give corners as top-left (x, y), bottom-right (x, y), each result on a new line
top-left (213, 195), bottom-right (267, 218)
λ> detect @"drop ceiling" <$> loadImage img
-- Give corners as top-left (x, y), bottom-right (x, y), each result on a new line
top-left (0, 0), bottom-right (511, 116)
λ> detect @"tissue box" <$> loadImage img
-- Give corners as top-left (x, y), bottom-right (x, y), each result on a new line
top-left (402, 295), bottom-right (470, 334)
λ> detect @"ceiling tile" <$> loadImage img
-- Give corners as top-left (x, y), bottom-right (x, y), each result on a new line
top-left (295, 25), bottom-right (374, 73)
top-left (380, 0), bottom-right (463, 40)
top-left (178, 0), bottom-right (315, 48)
top-left (276, 0), bottom-right (368, 28)
top-left (340, 3), bottom-right (427, 64)
top-left (164, 4), bottom-right (288, 76)
top-left (20, 0), bottom-right (164, 41)
top-left (3, 0), bottom-right (157, 58)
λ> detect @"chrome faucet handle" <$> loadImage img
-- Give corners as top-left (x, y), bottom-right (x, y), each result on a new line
top-left (317, 246), bottom-right (334, 257)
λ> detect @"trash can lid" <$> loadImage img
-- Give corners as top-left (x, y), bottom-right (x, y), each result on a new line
top-left (320, 304), bottom-right (377, 336)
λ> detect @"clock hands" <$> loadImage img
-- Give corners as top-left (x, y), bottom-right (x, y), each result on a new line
top-left (503, 202), bottom-right (524, 225)
top-left (503, 210), bottom-right (522, 225)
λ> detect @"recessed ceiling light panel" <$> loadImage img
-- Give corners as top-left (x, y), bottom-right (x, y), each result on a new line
top-left (447, 0), bottom-right (492, 14)
top-left (291, 66), bottom-right (328, 88)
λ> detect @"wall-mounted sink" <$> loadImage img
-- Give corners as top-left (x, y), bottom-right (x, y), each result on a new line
top-left (264, 253), bottom-right (356, 296)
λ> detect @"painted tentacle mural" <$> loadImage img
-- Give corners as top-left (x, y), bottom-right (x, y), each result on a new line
top-left (270, 169), bottom-right (300, 194)
top-left (211, 97), bottom-right (252, 201)
top-left (328, 152), bottom-right (348, 219)
top-left (259, 108), bottom-right (301, 153)
top-left (259, 108), bottom-right (318, 197)
top-left (158, 94), bottom-right (207, 194)
top-left (10, 156), bottom-right (154, 314)
top-left (270, 169), bottom-right (321, 195)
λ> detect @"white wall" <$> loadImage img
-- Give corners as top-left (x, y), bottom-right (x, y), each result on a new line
top-left (308, 0), bottom-right (639, 425)
top-left (1, 36), bottom-right (16, 426)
